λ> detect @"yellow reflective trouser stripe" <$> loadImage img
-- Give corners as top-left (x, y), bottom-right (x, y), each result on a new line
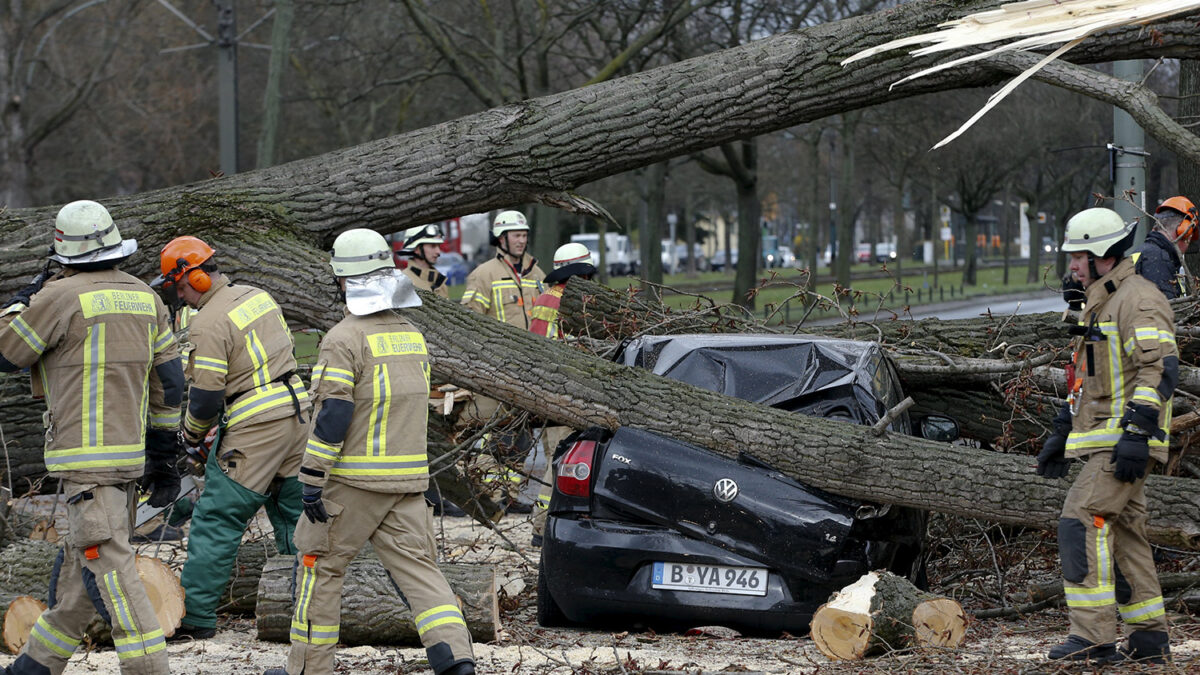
top-left (306, 437), bottom-right (341, 461)
top-left (44, 444), bottom-right (145, 471)
top-left (82, 323), bottom-right (106, 448)
top-left (225, 381), bottom-right (310, 427)
top-left (104, 571), bottom-right (167, 659)
top-left (330, 453), bottom-right (429, 476)
top-left (321, 366), bottom-right (354, 387)
top-left (1065, 521), bottom-right (1115, 608)
top-left (245, 329), bottom-right (270, 387)
top-left (483, 469), bottom-right (523, 483)
top-left (290, 558), bottom-right (339, 644)
top-left (536, 492), bottom-right (551, 509)
top-left (10, 315), bottom-right (47, 354)
top-left (414, 604), bottom-right (466, 636)
top-left (32, 615), bottom-right (79, 658)
top-left (1119, 596), bottom-right (1166, 623)
top-left (369, 363), bottom-right (390, 456)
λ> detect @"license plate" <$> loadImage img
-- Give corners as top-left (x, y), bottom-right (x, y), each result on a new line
top-left (651, 561), bottom-right (768, 596)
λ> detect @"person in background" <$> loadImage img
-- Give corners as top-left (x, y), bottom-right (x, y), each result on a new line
top-left (1132, 196), bottom-right (1197, 299)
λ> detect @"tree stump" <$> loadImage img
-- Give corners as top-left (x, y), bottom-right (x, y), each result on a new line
top-left (811, 570), bottom-right (967, 660)
top-left (136, 557), bottom-right (185, 639)
top-left (3, 596), bottom-right (45, 654)
top-left (256, 552), bottom-right (499, 645)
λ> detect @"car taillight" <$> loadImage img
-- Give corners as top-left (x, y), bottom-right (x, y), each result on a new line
top-left (557, 439), bottom-right (596, 497)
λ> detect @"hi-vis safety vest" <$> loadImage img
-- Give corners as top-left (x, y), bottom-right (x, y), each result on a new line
top-left (1065, 257), bottom-right (1176, 464)
top-left (300, 311), bottom-right (432, 493)
top-left (0, 269), bottom-right (179, 482)
top-left (182, 278), bottom-right (309, 437)
top-left (461, 254), bottom-right (546, 329)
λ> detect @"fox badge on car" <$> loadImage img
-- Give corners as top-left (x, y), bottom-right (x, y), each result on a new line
top-left (713, 478), bottom-right (739, 503)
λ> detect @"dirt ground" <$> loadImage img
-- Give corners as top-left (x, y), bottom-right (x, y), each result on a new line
top-left (0, 509), bottom-right (1196, 674)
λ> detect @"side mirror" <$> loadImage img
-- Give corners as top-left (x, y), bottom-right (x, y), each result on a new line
top-left (918, 415), bottom-right (959, 443)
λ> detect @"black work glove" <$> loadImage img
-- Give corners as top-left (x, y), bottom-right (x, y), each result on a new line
top-left (142, 428), bottom-right (183, 508)
top-left (4, 270), bottom-right (50, 310)
top-left (302, 484), bottom-right (329, 523)
top-left (1037, 402), bottom-right (1073, 479)
top-left (1061, 273), bottom-right (1085, 311)
top-left (1112, 431), bottom-right (1150, 483)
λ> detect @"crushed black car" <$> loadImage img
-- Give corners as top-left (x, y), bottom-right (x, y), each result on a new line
top-left (537, 334), bottom-right (958, 634)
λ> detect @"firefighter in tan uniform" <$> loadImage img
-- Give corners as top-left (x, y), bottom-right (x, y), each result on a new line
top-left (1036, 208), bottom-right (1174, 664)
top-left (400, 224), bottom-right (451, 298)
top-left (263, 229), bottom-right (475, 675)
top-left (152, 236), bottom-right (311, 639)
top-left (460, 211), bottom-right (546, 505)
top-left (529, 243), bottom-right (594, 546)
top-left (0, 201), bottom-right (183, 675)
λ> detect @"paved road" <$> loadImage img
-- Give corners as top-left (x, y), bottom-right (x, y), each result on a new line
top-left (902, 291), bottom-right (1065, 321)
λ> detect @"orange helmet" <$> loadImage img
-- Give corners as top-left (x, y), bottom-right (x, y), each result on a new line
top-left (1156, 196), bottom-right (1198, 246)
top-left (153, 236), bottom-right (216, 292)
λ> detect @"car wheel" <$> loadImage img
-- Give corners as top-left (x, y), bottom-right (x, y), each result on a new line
top-left (536, 555), bottom-right (572, 627)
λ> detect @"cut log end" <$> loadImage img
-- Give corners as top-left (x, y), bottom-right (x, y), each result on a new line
top-left (4, 596), bottom-right (47, 654)
top-left (912, 597), bottom-right (968, 648)
top-left (135, 557), bottom-right (185, 638)
top-left (810, 605), bottom-right (873, 660)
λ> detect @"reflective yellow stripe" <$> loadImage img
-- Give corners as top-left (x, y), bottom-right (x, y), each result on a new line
top-left (44, 444), bottom-right (145, 471)
top-left (31, 615), bottom-right (79, 658)
top-left (149, 411), bottom-right (180, 428)
top-left (1064, 584), bottom-right (1116, 607)
top-left (105, 570), bottom-right (137, 634)
top-left (310, 364), bottom-right (325, 388)
top-left (366, 331), bottom-right (427, 357)
top-left (290, 620), bottom-right (339, 645)
top-left (305, 437), bottom-right (340, 461)
top-left (368, 363), bottom-right (390, 455)
top-left (414, 604), bottom-right (466, 636)
top-left (492, 285), bottom-right (507, 322)
top-left (227, 292), bottom-right (279, 330)
top-left (244, 329), bottom-right (270, 387)
top-left (192, 356), bottom-right (228, 374)
top-left (9, 316), bottom-right (47, 354)
top-left (330, 453), bottom-right (429, 477)
top-left (1132, 386), bottom-right (1160, 406)
top-left (1095, 520), bottom-right (1111, 588)
top-left (321, 366), bottom-right (354, 387)
top-left (153, 327), bottom-right (175, 354)
top-left (83, 323), bottom-right (106, 448)
top-left (1119, 596), bottom-right (1166, 623)
top-left (461, 289), bottom-right (490, 308)
top-left (225, 380), bottom-right (310, 427)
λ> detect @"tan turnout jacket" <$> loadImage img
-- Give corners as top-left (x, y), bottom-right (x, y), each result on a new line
top-left (0, 269), bottom-right (179, 483)
top-left (1065, 258), bottom-right (1176, 463)
top-left (300, 310), bottom-right (432, 493)
top-left (461, 253), bottom-right (545, 329)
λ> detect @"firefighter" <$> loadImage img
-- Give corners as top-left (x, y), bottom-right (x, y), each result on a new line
top-left (263, 229), bottom-right (475, 675)
top-left (400, 224), bottom-right (450, 298)
top-left (0, 200), bottom-right (183, 675)
top-left (1132, 196), bottom-right (1197, 299)
top-left (459, 211), bottom-right (547, 507)
top-left (529, 242), bottom-right (594, 546)
top-left (1036, 207), bottom-right (1174, 664)
top-left (153, 236), bottom-right (311, 640)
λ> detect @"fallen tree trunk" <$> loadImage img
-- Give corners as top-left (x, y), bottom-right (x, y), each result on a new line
top-left (811, 570), bottom-right (967, 660)
top-left (255, 552), bottom-right (498, 645)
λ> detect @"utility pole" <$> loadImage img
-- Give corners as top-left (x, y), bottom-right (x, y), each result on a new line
top-left (1112, 60), bottom-right (1148, 246)
top-left (216, 0), bottom-right (239, 175)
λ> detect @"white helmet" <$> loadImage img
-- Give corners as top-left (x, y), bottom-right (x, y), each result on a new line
top-left (402, 223), bottom-right (445, 251)
top-left (1061, 208), bottom-right (1136, 259)
top-left (492, 210), bottom-right (529, 239)
top-left (50, 200), bottom-right (137, 264)
top-left (553, 242), bottom-right (592, 269)
top-left (330, 229), bottom-right (394, 277)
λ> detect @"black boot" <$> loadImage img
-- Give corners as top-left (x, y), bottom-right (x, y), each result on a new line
top-left (262, 669), bottom-right (290, 675)
top-left (1047, 634), bottom-right (1117, 662)
top-left (438, 661), bottom-right (476, 675)
top-left (1116, 630), bottom-right (1170, 664)
top-left (167, 623), bottom-right (216, 640)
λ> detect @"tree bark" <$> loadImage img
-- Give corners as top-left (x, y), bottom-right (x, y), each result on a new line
top-left (255, 552), bottom-right (499, 645)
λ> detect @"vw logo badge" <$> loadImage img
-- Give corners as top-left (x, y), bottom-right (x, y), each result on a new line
top-left (713, 478), bottom-right (738, 503)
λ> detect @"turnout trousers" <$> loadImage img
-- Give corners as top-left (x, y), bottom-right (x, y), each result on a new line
top-left (532, 426), bottom-right (573, 538)
top-left (11, 482), bottom-right (167, 675)
top-left (179, 414), bottom-right (305, 629)
top-left (286, 483), bottom-right (474, 675)
top-left (1059, 453), bottom-right (1168, 645)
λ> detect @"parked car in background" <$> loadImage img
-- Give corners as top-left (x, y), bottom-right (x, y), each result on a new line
top-left (434, 252), bottom-right (473, 285)
top-left (537, 334), bottom-right (959, 634)
top-left (776, 246), bottom-right (796, 268)
top-left (710, 249), bottom-right (738, 272)
top-left (662, 243), bottom-right (708, 274)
